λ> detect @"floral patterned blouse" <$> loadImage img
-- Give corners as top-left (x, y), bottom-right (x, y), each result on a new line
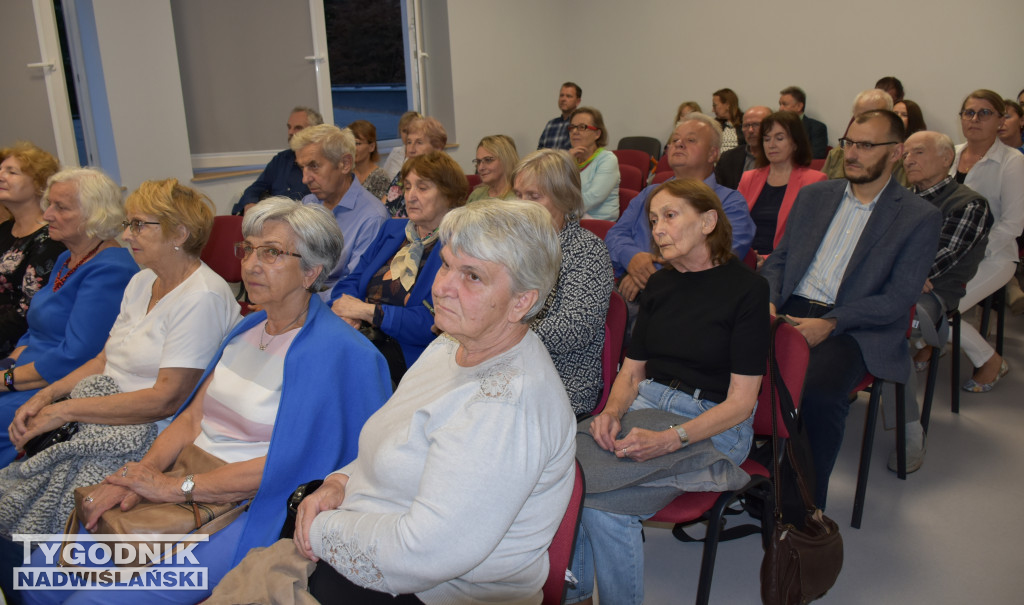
top-left (0, 221), bottom-right (67, 356)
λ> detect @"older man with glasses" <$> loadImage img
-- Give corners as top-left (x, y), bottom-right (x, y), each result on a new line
top-left (715, 105), bottom-right (773, 189)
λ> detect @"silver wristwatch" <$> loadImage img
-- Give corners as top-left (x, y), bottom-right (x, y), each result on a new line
top-left (181, 474), bottom-right (195, 503)
top-left (669, 424), bottom-right (690, 447)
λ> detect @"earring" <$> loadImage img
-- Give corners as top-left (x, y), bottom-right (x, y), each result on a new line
top-left (174, 246), bottom-right (180, 251)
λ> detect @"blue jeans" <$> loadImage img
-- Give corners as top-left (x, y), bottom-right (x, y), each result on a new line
top-left (565, 379), bottom-right (754, 604)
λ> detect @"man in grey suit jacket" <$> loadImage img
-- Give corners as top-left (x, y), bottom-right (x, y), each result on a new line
top-left (760, 110), bottom-right (942, 508)
top-left (780, 86), bottom-right (829, 158)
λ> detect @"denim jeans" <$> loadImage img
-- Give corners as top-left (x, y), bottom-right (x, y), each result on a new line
top-left (565, 379), bottom-right (754, 604)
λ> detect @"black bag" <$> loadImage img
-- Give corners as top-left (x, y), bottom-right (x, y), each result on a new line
top-left (21, 395), bottom-right (77, 458)
top-left (760, 318), bottom-right (843, 604)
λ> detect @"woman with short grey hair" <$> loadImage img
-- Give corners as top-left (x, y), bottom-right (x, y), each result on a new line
top-left (24, 195), bottom-right (393, 603)
top-left (512, 149), bottom-right (614, 416)
top-left (288, 199), bottom-right (576, 604)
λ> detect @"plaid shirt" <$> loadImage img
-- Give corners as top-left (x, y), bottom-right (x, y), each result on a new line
top-left (917, 177), bottom-right (992, 280)
top-left (537, 116), bottom-right (571, 150)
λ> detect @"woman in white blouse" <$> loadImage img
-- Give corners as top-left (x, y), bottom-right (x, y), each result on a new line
top-left (949, 90), bottom-right (1024, 392)
top-left (10, 179), bottom-right (239, 447)
top-left (294, 200), bottom-right (577, 604)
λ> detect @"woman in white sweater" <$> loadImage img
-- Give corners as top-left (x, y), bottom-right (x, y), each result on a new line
top-left (294, 199), bottom-right (577, 604)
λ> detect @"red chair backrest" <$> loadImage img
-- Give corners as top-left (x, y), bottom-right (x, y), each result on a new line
top-left (617, 163), bottom-right (644, 192)
top-left (809, 158), bottom-right (826, 171)
top-left (619, 187), bottom-right (640, 216)
top-left (612, 148), bottom-right (652, 178)
top-left (594, 290), bottom-right (627, 415)
top-left (201, 215), bottom-right (243, 284)
top-left (466, 174), bottom-right (482, 189)
top-left (752, 319), bottom-right (810, 438)
top-left (580, 219), bottom-right (615, 241)
top-left (651, 171), bottom-right (673, 184)
top-left (742, 248), bottom-right (758, 270)
top-left (542, 460), bottom-right (585, 605)
top-left (655, 153), bottom-right (670, 174)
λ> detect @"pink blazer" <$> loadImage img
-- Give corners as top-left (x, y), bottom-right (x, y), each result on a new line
top-left (738, 165), bottom-right (827, 249)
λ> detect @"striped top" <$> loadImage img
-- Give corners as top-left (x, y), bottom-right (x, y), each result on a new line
top-left (192, 320), bottom-right (300, 463)
top-left (793, 180), bottom-right (885, 304)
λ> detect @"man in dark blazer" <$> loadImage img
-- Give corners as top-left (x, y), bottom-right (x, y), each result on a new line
top-left (780, 86), bottom-right (829, 159)
top-left (715, 105), bottom-right (771, 189)
top-left (760, 110), bottom-right (942, 508)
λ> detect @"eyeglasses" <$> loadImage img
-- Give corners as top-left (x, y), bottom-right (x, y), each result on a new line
top-left (741, 122), bottom-right (762, 131)
top-left (121, 219), bottom-right (161, 234)
top-left (567, 123), bottom-right (599, 133)
top-left (838, 138), bottom-right (900, 151)
top-left (233, 242), bottom-right (302, 263)
top-left (959, 108), bottom-right (998, 121)
top-left (472, 156), bottom-right (497, 167)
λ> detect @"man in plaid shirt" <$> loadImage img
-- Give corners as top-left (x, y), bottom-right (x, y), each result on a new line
top-left (537, 82), bottom-right (581, 150)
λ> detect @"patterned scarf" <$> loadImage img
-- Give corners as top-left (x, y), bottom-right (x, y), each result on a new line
top-left (389, 220), bottom-right (439, 290)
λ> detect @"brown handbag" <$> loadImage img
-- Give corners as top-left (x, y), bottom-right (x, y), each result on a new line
top-left (760, 318), bottom-right (843, 605)
top-left (60, 444), bottom-right (248, 567)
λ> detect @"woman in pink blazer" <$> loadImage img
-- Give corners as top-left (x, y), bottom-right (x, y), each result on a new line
top-left (738, 111), bottom-right (826, 257)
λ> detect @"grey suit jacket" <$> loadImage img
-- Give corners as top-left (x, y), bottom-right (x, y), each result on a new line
top-left (760, 178), bottom-right (942, 383)
top-left (803, 115), bottom-right (829, 159)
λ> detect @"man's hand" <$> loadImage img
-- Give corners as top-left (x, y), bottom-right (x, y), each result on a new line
top-left (788, 316), bottom-right (837, 347)
top-left (626, 252), bottom-right (659, 288)
top-left (922, 278), bottom-right (934, 293)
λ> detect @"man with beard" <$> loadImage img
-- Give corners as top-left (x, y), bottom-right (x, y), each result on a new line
top-left (760, 110), bottom-right (941, 508)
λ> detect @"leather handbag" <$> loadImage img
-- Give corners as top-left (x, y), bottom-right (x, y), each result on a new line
top-left (760, 318), bottom-right (843, 605)
top-left (60, 444), bottom-right (248, 567)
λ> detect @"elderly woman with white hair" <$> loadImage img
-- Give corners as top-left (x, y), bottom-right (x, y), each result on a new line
top-left (0, 167), bottom-right (137, 465)
top-left (291, 200), bottom-right (577, 604)
top-left (513, 149), bottom-right (613, 416)
top-left (20, 198), bottom-right (392, 605)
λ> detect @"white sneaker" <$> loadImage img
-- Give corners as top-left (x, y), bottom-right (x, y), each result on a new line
top-left (888, 421), bottom-right (926, 473)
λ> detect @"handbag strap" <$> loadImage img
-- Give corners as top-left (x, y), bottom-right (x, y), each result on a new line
top-left (768, 317), bottom-right (817, 518)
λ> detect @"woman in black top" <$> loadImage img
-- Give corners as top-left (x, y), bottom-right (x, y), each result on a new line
top-left (567, 178), bottom-right (769, 605)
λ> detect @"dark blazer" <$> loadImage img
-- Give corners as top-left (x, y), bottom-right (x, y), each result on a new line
top-left (802, 115), bottom-right (829, 159)
top-left (760, 178), bottom-right (942, 382)
top-left (715, 144), bottom-right (751, 190)
top-left (330, 219), bottom-right (443, 367)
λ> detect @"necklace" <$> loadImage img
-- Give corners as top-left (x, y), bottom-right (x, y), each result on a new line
top-left (258, 306), bottom-right (308, 351)
top-left (53, 241), bottom-right (103, 292)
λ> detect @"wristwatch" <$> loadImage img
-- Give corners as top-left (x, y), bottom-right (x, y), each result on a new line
top-left (181, 474), bottom-right (195, 503)
top-left (669, 424), bottom-right (690, 448)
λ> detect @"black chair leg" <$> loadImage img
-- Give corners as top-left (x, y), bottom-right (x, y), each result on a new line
top-left (951, 311), bottom-right (961, 414)
top-left (995, 286), bottom-right (1005, 356)
top-left (852, 382), bottom-right (882, 528)
top-left (921, 346), bottom-right (940, 433)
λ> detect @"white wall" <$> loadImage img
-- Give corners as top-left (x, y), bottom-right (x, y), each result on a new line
top-left (441, 0), bottom-right (1023, 172)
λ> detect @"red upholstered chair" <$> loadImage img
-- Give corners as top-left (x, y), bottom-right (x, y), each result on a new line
top-left (465, 174), bottom-right (482, 189)
top-left (647, 319), bottom-right (810, 605)
top-left (742, 249), bottom-right (757, 270)
top-left (612, 148), bottom-right (652, 181)
top-left (617, 135), bottom-right (662, 162)
top-left (617, 163), bottom-right (645, 192)
top-left (542, 460), bottom-right (586, 605)
top-left (201, 215), bottom-right (253, 315)
top-left (618, 187), bottom-right (640, 216)
top-left (809, 158), bottom-right (827, 171)
top-left (651, 171), bottom-right (673, 184)
top-left (593, 291), bottom-right (627, 416)
top-left (655, 153), bottom-right (670, 174)
top-left (579, 219), bottom-right (614, 241)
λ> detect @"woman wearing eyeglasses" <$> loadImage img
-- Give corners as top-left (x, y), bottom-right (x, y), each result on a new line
top-left (5, 179), bottom-right (239, 467)
top-left (948, 90), bottom-right (1024, 392)
top-left (0, 168), bottom-right (137, 465)
top-left (467, 135), bottom-right (519, 202)
top-left (331, 152), bottom-right (468, 383)
top-left (15, 198), bottom-right (391, 604)
top-left (568, 107), bottom-right (620, 220)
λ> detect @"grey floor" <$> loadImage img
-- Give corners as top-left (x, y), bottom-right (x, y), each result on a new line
top-left (637, 310), bottom-right (1024, 604)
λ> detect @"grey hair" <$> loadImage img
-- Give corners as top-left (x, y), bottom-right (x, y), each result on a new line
top-left (438, 199), bottom-right (561, 322)
top-left (914, 131), bottom-right (956, 169)
top-left (44, 168), bottom-right (125, 239)
top-left (511, 149), bottom-right (584, 220)
top-left (289, 124), bottom-right (355, 164)
top-left (853, 89), bottom-right (894, 114)
top-left (291, 106), bottom-right (323, 126)
top-left (676, 112), bottom-right (723, 152)
top-left (242, 197), bottom-right (344, 293)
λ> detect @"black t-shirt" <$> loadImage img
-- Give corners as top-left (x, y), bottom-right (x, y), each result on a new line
top-left (750, 183), bottom-right (787, 254)
top-left (629, 257), bottom-right (770, 394)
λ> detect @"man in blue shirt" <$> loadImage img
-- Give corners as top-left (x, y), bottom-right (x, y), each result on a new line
top-left (606, 113), bottom-right (754, 303)
top-left (292, 124), bottom-right (388, 300)
top-left (536, 82), bottom-right (581, 150)
top-left (231, 106), bottom-right (323, 215)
